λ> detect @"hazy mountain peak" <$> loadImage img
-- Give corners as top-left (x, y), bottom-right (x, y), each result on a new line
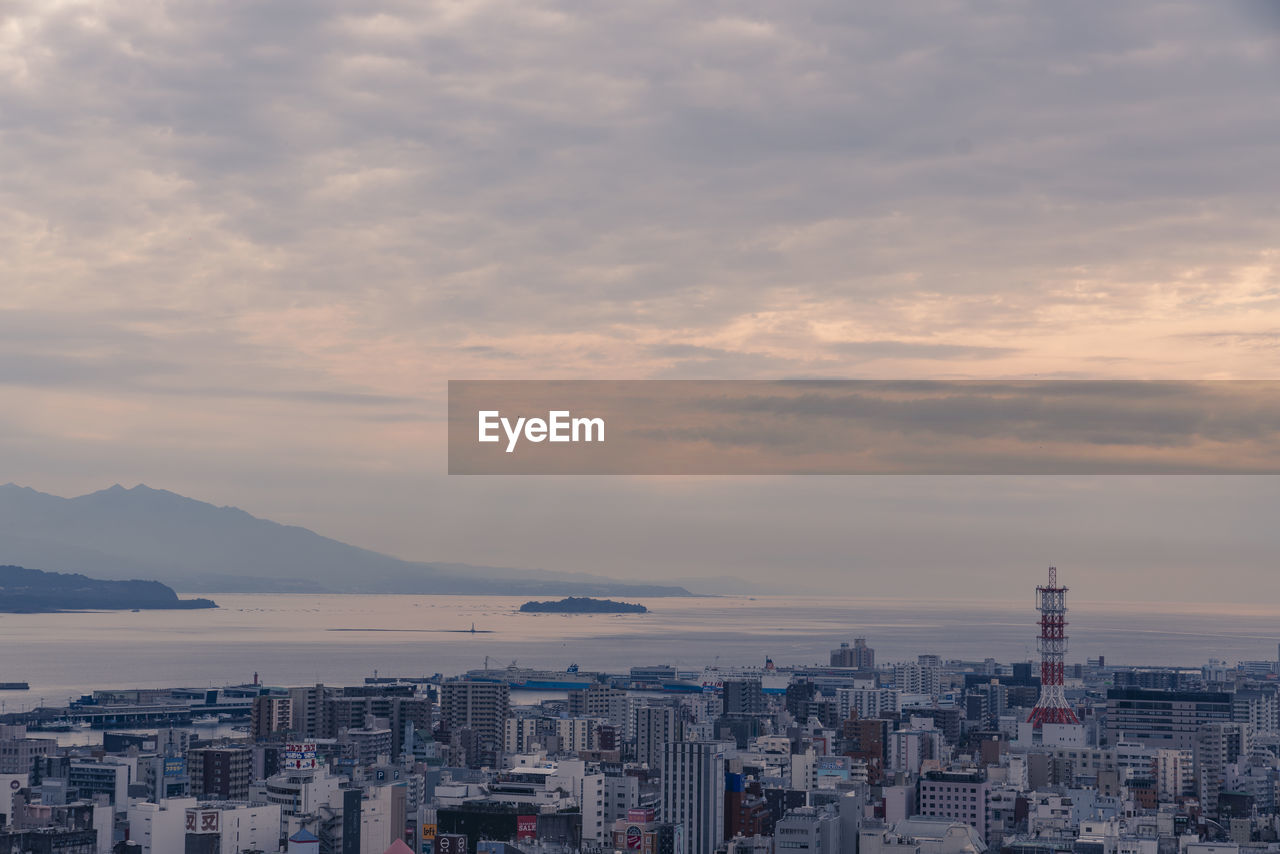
top-left (0, 483), bottom-right (692, 597)
top-left (88, 483), bottom-right (177, 499)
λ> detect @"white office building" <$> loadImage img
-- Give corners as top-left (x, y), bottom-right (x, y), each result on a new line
top-left (662, 740), bottom-right (732, 854)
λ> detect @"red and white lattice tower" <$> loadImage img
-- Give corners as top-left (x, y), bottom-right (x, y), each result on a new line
top-left (1027, 566), bottom-right (1080, 727)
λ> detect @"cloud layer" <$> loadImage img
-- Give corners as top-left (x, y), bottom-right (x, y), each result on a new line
top-left (3, 1), bottom-right (1279, 599)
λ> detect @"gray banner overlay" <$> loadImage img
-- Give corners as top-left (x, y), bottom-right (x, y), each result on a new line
top-left (448, 380), bottom-right (1280, 475)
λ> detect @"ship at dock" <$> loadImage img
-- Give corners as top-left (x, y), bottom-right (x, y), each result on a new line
top-left (629, 659), bottom-right (791, 694)
top-left (462, 658), bottom-right (793, 694)
top-left (463, 662), bottom-right (602, 691)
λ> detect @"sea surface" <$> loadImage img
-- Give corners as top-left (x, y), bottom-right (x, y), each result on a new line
top-left (2, 594), bottom-right (1279, 714)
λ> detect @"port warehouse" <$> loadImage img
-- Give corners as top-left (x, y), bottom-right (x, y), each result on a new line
top-left (1, 663), bottom-right (877, 730)
top-left (1, 687), bottom-right (258, 729)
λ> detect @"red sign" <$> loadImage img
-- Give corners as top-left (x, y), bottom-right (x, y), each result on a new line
top-left (626, 825), bottom-right (643, 850)
top-left (517, 816), bottom-right (537, 841)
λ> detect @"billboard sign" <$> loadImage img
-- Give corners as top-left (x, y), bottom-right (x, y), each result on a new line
top-left (284, 742), bottom-right (317, 770)
top-left (185, 809), bottom-right (221, 834)
top-left (517, 815), bottom-right (537, 841)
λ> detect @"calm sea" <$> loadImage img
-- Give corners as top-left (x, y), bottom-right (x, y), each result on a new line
top-left (2, 594), bottom-right (1278, 713)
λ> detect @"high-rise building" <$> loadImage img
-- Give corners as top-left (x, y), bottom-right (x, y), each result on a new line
top-left (722, 680), bottom-right (764, 717)
top-left (556, 717), bottom-right (602, 754)
top-left (888, 728), bottom-right (942, 775)
top-left (661, 741), bottom-right (731, 854)
top-left (346, 725), bottom-right (394, 767)
top-left (0, 725), bottom-right (57, 775)
top-left (1155, 748), bottom-right (1194, 801)
top-left (251, 695), bottom-right (293, 740)
top-left (917, 770), bottom-right (988, 837)
top-left (187, 747), bottom-right (252, 801)
top-left (570, 684), bottom-right (629, 729)
top-left (439, 681), bottom-right (510, 752)
top-left (965, 693), bottom-right (989, 727)
top-left (726, 773), bottom-right (772, 840)
top-left (1104, 688), bottom-right (1233, 749)
top-left (288, 685), bottom-right (333, 739)
top-left (785, 680), bottom-right (817, 719)
top-left (635, 704), bottom-right (680, 771)
top-left (327, 695), bottom-right (432, 756)
top-left (1194, 722), bottom-right (1250, 818)
top-left (846, 718), bottom-right (890, 783)
top-left (892, 663), bottom-right (939, 697)
top-left (831, 640), bottom-right (876, 669)
top-left (837, 688), bottom-right (898, 722)
top-left (1232, 689), bottom-right (1278, 735)
top-left (67, 759), bottom-right (131, 807)
top-left (504, 716), bottom-right (540, 755)
top-left (964, 682), bottom-right (1008, 728)
top-left (854, 638), bottom-right (875, 668)
top-left (598, 723), bottom-right (620, 753)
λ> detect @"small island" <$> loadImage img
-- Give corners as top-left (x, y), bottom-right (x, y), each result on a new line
top-left (0, 565), bottom-right (217, 613)
top-left (519, 596), bottom-right (648, 614)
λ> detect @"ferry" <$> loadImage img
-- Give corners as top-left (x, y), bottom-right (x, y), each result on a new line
top-left (661, 659), bottom-right (792, 694)
top-left (462, 663), bottom-right (601, 691)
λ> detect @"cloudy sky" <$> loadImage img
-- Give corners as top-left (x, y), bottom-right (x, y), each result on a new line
top-left (3, 1), bottom-right (1279, 601)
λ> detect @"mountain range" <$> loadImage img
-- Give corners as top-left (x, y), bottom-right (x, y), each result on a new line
top-left (0, 483), bottom-right (692, 596)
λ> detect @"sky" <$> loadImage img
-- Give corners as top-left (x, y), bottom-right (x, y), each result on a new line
top-left (2, 1), bottom-right (1280, 601)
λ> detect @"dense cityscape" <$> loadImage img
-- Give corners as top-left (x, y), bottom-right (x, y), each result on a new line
top-left (5, 0), bottom-right (1274, 853)
top-left (2, 569), bottom-right (1279, 854)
